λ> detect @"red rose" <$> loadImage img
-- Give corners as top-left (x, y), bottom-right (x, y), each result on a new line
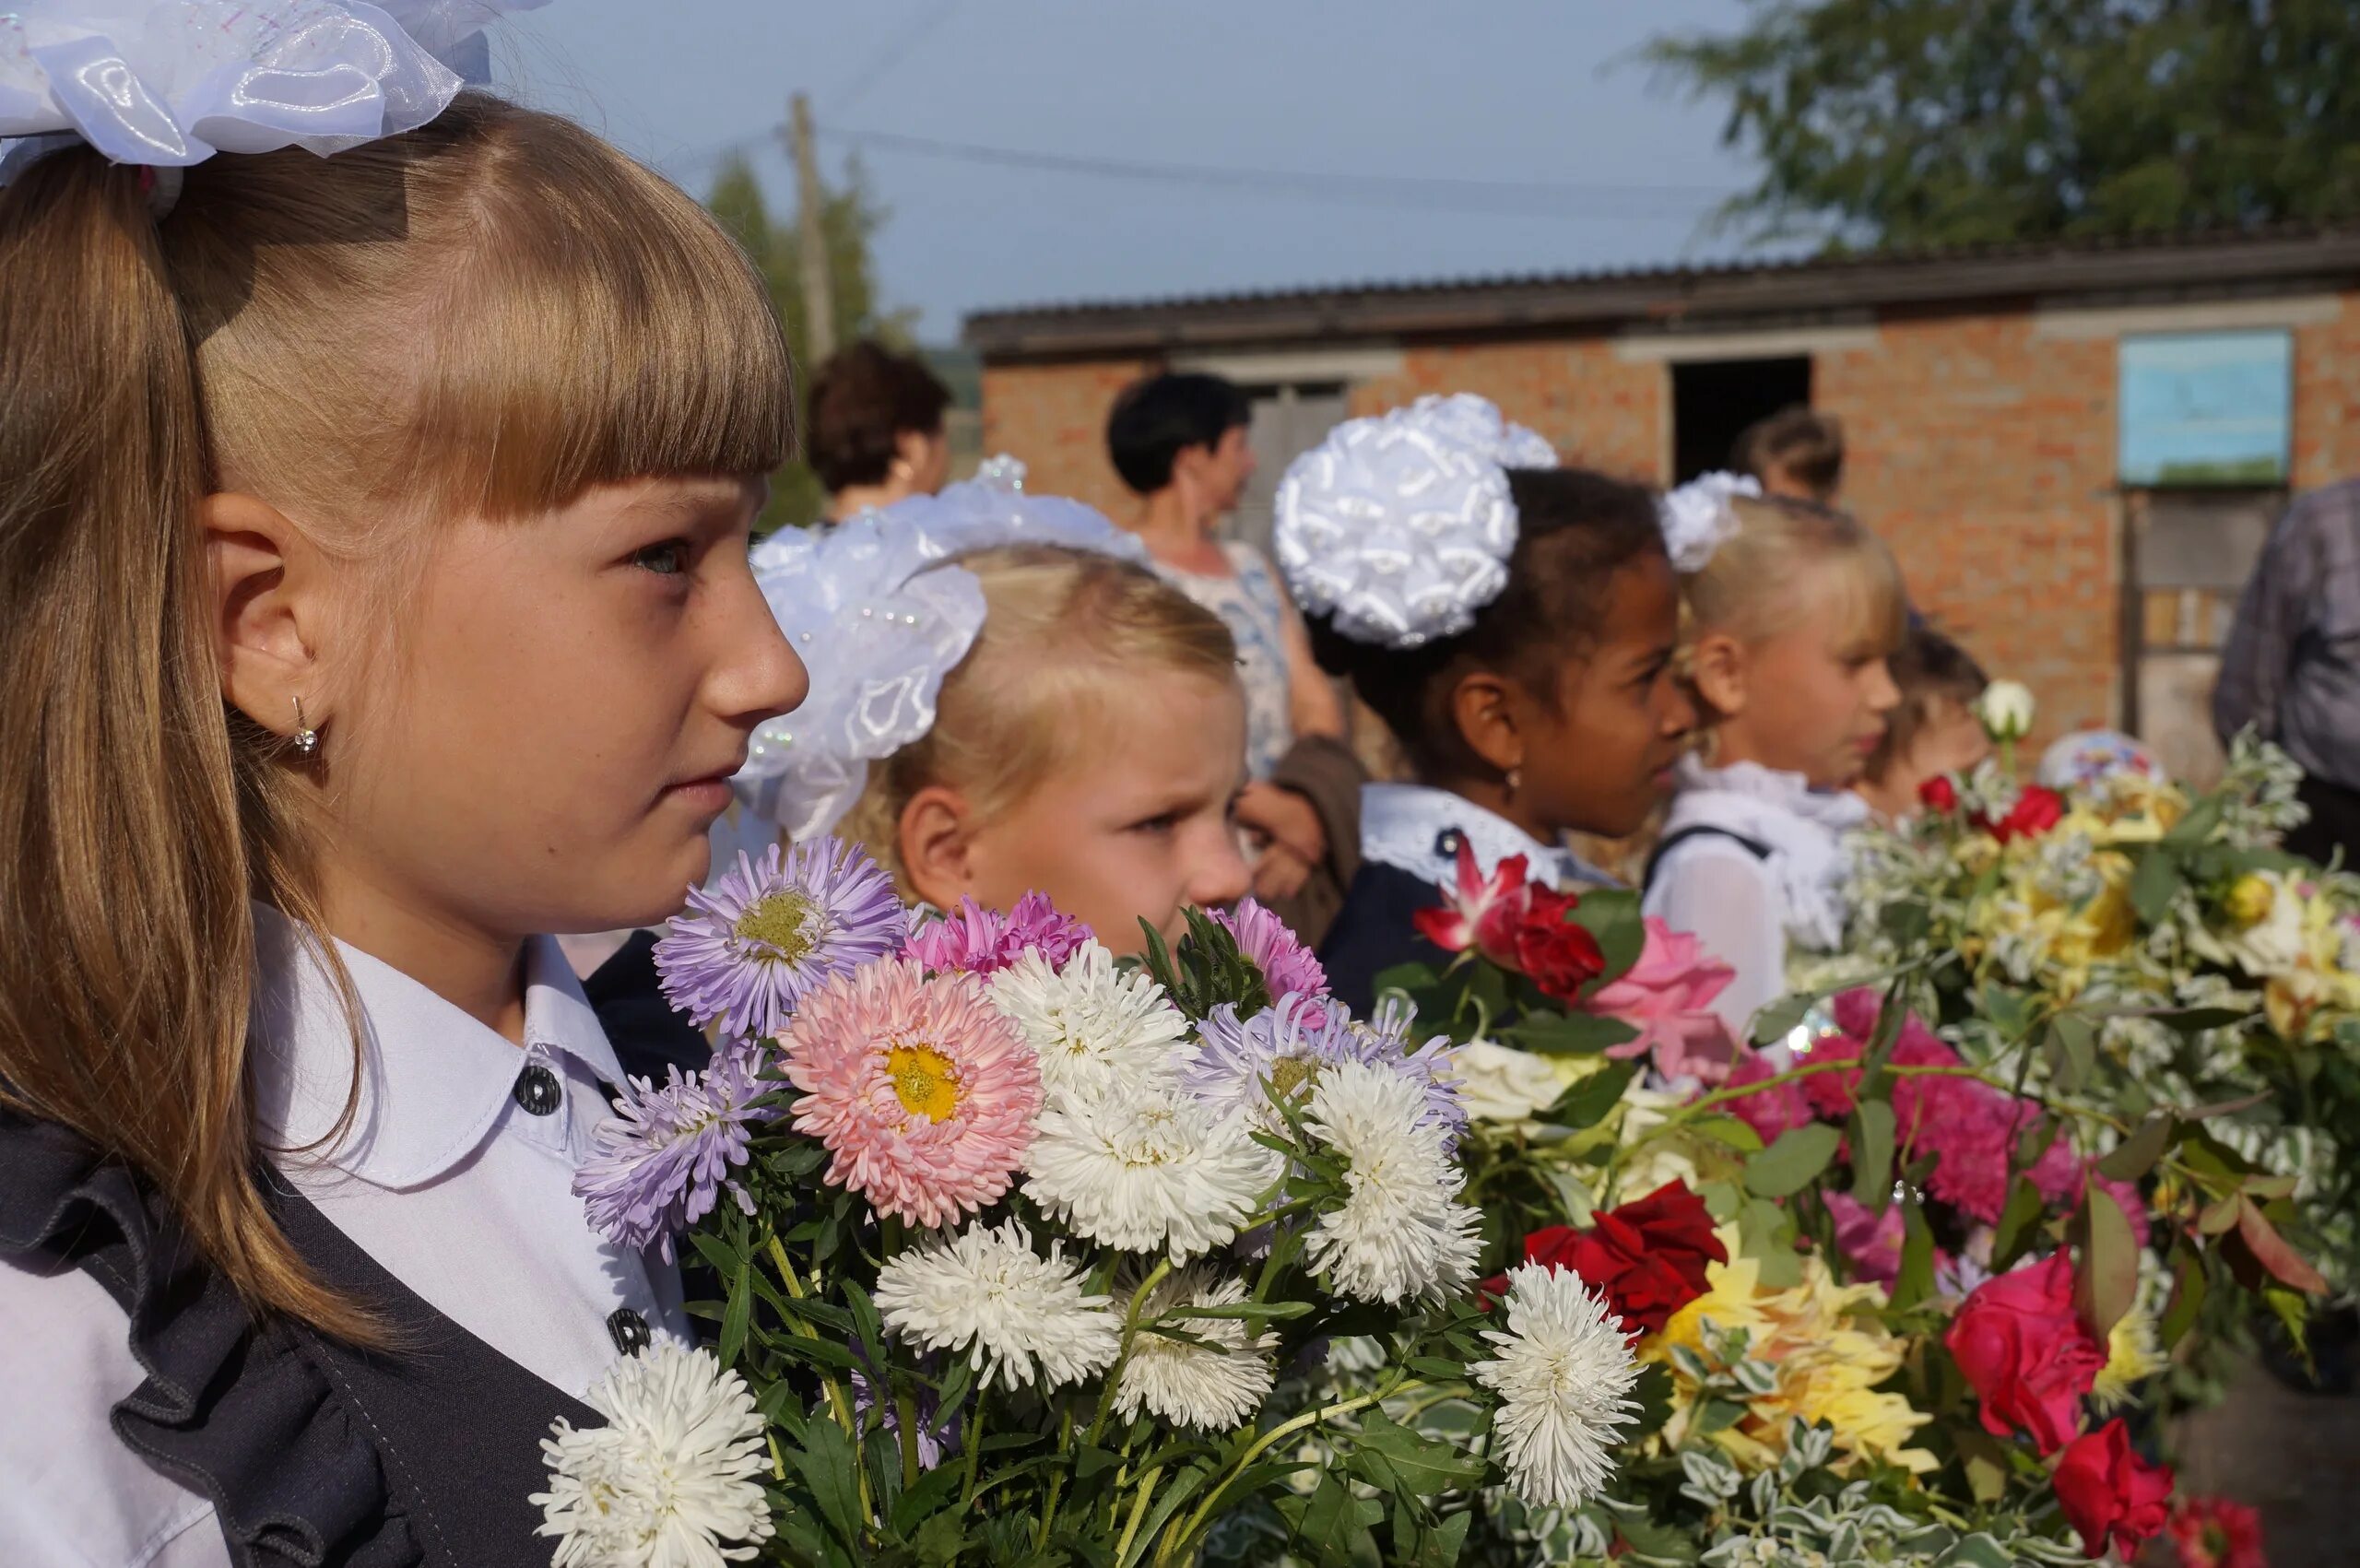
top-left (1490, 1182), bottom-right (1726, 1337)
top-left (2166, 1495), bottom-right (2266, 1568)
top-left (2054, 1419), bottom-right (2174, 1562)
top-left (1986, 784), bottom-right (2067, 844)
top-left (1918, 774), bottom-right (1960, 813)
top-left (1513, 887), bottom-right (1607, 1002)
top-left (1943, 1253), bottom-right (2108, 1455)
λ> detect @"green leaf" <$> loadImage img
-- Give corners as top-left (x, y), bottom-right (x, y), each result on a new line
top-left (1743, 1123), bottom-right (1843, 1198)
top-left (2044, 1013), bottom-right (2097, 1091)
top-left (909, 1510), bottom-right (968, 1568)
top-left (1849, 1099), bottom-right (1896, 1212)
top-left (795, 1418), bottom-right (867, 1551)
top-left (1626, 1362), bottom-right (1676, 1437)
top-left (1499, 1009), bottom-right (1637, 1057)
top-left (1350, 1410), bottom-right (1490, 1495)
top-left (2073, 1181), bottom-right (2140, 1339)
top-left (2130, 848), bottom-right (2181, 926)
top-left (1891, 1195), bottom-right (1937, 1312)
top-left (1988, 1175), bottom-right (2047, 1273)
top-left (1690, 1114), bottom-right (1764, 1154)
top-left (1541, 1061), bottom-right (1639, 1129)
top-left (720, 1260), bottom-right (753, 1365)
top-left (1750, 991), bottom-right (1817, 1048)
top-left (2096, 1115), bottom-right (2174, 1181)
top-left (2159, 1244), bottom-right (2208, 1350)
top-left (1739, 1197), bottom-right (1803, 1288)
top-left (1568, 887), bottom-right (1646, 979)
top-left (1398, 1507), bottom-right (1471, 1568)
top-left (2226, 1197), bottom-right (2330, 1294)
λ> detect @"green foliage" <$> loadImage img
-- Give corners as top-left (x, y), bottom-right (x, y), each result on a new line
top-left (1646, 0), bottom-right (2360, 249)
top-left (703, 151), bottom-right (919, 533)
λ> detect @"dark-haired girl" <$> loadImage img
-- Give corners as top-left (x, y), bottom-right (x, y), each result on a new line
top-left (1275, 395), bottom-right (1696, 1016)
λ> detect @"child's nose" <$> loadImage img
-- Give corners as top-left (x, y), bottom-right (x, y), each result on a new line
top-left (1187, 825), bottom-right (1253, 913)
top-left (715, 572), bottom-right (808, 728)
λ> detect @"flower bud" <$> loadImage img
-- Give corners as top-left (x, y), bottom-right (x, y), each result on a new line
top-left (1975, 679), bottom-right (2036, 742)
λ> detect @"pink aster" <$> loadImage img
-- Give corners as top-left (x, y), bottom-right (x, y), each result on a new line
top-left (780, 957), bottom-right (1043, 1228)
top-left (906, 892), bottom-right (1091, 978)
top-left (1212, 898), bottom-right (1330, 1004)
top-left (1590, 918), bottom-right (1740, 1083)
top-left (1823, 1191), bottom-right (1908, 1286)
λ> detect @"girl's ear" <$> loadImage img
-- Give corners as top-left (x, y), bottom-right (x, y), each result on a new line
top-left (897, 784), bottom-right (977, 911)
top-left (204, 491), bottom-right (327, 743)
top-left (1446, 667), bottom-right (1525, 778)
top-left (1688, 631), bottom-right (1749, 720)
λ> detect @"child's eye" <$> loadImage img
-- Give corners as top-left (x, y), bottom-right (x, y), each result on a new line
top-left (1128, 810), bottom-right (1182, 835)
top-left (631, 539), bottom-right (692, 577)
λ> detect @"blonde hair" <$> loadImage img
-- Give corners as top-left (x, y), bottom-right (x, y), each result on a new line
top-left (1683, 494), bottom-right (1906, 654)
top-left (0, 97), bottom-right (792, 1339)
top-left (839, 546), bottom-right (1238, 890)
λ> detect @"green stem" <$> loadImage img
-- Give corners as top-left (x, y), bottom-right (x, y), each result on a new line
top-left (895, 1385), bottom-right (922, 1492)
top-left (1161, 1376), bottom-right (1429, 1561)
top-left (764, 1235), bottom-right (859, 1438)
top-left (1112, 1464), bottom-right (1164, 1567)
top-left (959, 1397), bottom-right (986, 1508)
top-left (1084, 1259), bottom-right (1174, 1450)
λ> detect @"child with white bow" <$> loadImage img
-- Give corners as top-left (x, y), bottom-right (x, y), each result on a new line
top-left (1644, 476), bottom-right (1907, 1039)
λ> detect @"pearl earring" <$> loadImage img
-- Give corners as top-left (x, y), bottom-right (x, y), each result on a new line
top-left (292, 697), bottom-right (320, 760)
top-left (1505, 765), bottom-right (1522, 796)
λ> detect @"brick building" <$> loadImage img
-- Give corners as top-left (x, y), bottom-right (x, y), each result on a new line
top-left (964, 226), bottom-right (2360, 781)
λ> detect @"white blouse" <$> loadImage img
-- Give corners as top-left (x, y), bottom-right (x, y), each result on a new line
top-left (0, 913), bottom-right (694, 1568)
top-left (1361, 783), bottom-right (1617, 888)
top-left (1644, 758), bottom-right (1868, 1038)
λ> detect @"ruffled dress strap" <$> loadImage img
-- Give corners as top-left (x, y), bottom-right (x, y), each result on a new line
top-left (0, 1108), bottom-right (422, 1568)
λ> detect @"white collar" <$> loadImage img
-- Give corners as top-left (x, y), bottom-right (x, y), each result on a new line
top-left (248, 905), bottom-right (626, 1191)
top-left (1360, 783), bottom-right (1616, 888)
top-left (1661, 757), bottom-right (1866, 948)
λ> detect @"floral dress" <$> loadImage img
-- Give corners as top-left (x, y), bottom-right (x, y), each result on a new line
top-left (1154, 540), bottom-right (1294, 781)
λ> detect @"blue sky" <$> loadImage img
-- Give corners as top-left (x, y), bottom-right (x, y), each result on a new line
top-left (495, 1), bottom-right (1766, 340)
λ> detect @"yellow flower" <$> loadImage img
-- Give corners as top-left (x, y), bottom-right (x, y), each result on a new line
top-left (2092, 1306), bottom-right (2166, 1412)
top-left (2224, 874), bottom-right (2277, 931)
top-left (1649, 1245), bottom-right (1936, 1476)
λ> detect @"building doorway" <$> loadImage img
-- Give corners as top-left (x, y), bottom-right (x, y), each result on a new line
top-left (1671, 357), bottom-right (1811, 483)
top-left (1229, 381), bottom-right (1349, 558)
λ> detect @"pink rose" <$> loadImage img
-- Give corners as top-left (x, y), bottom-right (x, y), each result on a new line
top-left (1946, 1253), bottom-right (2109, 1455)
top-left (1589, 919), bottom-right (1740, 1083)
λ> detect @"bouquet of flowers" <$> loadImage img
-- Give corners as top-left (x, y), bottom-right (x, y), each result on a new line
top-left (1841, 719), bottom-right (2360, 1290)
top-left (1364, 843), bottom-right (2321, 1567)
top-left (532, 840), bottom-right (1644, 1568)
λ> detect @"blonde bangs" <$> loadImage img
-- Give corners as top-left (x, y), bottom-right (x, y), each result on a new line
top-left (172, 94), bottom-right (793, 528)
top-left (407, 130), bottom-right (795, 519)
top-left (1690, 494), bottom-right (1906, 652)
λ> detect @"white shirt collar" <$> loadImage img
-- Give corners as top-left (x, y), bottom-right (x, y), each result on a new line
top-left (249, 905), bottom-right (626, 1191)
top-left (1661, 757), bottom-right (1867, 948)
top-left (1360, 783), bottom-right (1615, 888)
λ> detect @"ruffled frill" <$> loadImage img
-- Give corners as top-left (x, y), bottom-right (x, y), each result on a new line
top-left (0, 1109), bottom-right (420, 1568)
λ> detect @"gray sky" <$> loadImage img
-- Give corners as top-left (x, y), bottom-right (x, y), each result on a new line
top-left (494, 1), bottom-right (1767, 341)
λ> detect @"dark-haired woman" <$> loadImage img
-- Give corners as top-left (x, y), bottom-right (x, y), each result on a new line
top-left (809, 339), bottom-right (954, 524)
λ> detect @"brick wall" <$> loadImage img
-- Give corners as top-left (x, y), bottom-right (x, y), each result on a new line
top-left (1819, 309), bottom-right (2123, 734)
top-left (977, 288), bottom-right (2360, 745)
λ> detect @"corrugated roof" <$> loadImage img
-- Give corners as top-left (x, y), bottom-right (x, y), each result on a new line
top-left (963, 221), bottom-right (2360, 360)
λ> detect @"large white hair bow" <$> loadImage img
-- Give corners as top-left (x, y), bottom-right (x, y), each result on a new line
top-left (1657, 471), bottom-right (1761, 573)
top-left (1272, 393), bottom-right (1556, 650)
top-left (0, 1), bottom-right (546, 186)
top-left (736, 458), bottom-right (1148, 842)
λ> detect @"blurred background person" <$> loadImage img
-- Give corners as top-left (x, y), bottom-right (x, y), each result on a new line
top-left (809, 338), bottom-right (953, 524)
top-left (1734, 406), bottom-right (1846, 507)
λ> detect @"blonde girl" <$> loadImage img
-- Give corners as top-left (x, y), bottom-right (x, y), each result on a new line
top-left (732, 479), bottom-right (1253, 957)
top-left (1645, 485), bottom-right (1906, 1037)
top-left (0, 50), bottom-right (806, 1568)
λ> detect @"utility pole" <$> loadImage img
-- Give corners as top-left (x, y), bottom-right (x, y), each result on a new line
top-left (785, 92), bottom-right (836, 363)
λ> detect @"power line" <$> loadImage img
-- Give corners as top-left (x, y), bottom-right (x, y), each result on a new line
top-left (831, 0), bottom-right (959, 114)
top-left (816, 123), bottom-right (1735, 221)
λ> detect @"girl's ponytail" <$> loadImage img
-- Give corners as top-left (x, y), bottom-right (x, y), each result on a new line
top-left (0, 148), bottom-right (366, 1338)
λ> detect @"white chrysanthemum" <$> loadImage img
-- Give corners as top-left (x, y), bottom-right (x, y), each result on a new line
top-left (874, 1220), bottom-right (1123, 1391)
top-left (987, 941), bottom-right (1189, 1102)
top-left (1112, 1266), bottom-right (1277, 1432)
top-left (1024, 1079), bottom-right (1280, 1258)
top-left (1302, 1060), bottom-right (1482, 1303)
top-left (534, 1342), bottom-right (774, 1568)
top-left (1471, 1263), bottom-right (1639, 1511)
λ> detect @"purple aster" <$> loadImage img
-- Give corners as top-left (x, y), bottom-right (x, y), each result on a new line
top-left (904, 891), bottom-right (1091, 977)
top-left (1183, 994), bottom-right (1466, 1149)
top-left (1213, 899), bottom-right (1329, 1005)
top-left (574, 1046), bottom-right (773, 1261)
top-left (655, 837), bottom-right (905, 1040)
